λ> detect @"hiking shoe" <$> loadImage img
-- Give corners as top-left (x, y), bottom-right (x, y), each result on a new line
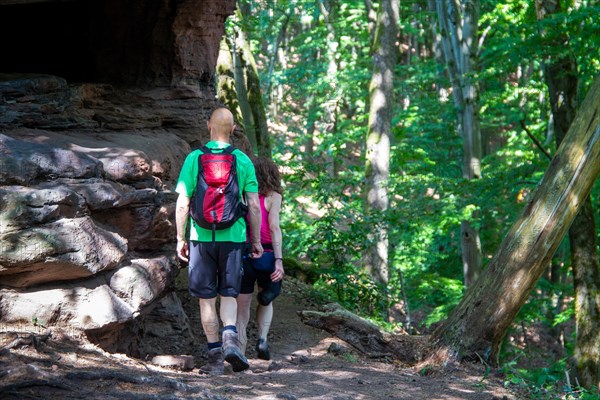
top-left (222, 330), bottom-right (249, 372)
top-left (256, 338), bottom-right (271, 360)
top-left (199, 347), bottom-right (224, 375)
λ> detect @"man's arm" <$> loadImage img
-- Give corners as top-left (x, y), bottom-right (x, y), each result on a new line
top-left (245, 192), bottom-right (263, 258)
top-left (175, 194), bottom-right (191, 262)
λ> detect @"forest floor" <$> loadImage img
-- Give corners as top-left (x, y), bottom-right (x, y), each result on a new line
top-left (0, 276), bottom-right (525, 400)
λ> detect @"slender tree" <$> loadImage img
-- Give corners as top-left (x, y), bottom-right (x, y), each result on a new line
top-left (427, 0), bottom-right (445, 98)
top-left (230, 29), bottom-right (257, 152)
top-left (436, 0), bottom-right (483, 287)
top-left (428, 75), bottom-right (600, 366)
top-left (316, 0), bottom-right (342, 177)
top-left (216, 36), bottom-right (243, 126)
top-left (266, 7), bottom-right (292, 118)
top-left (231, 2), bottom-right (272, 157)
top-left (364, 0), bottom-right (377, 43)
top-left (535, 0), bottom-right (600, 390)
top-left (364, 0), bottom-right (399, 288)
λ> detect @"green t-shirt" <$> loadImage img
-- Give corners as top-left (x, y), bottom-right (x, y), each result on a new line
top-left (175, 141), bottom-right (258, 243)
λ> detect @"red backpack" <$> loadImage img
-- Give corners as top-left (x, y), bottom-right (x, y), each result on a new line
top-left (190, 145), bottom-right (248, 240)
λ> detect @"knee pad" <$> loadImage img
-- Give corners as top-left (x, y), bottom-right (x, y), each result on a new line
top-left (257, 289), bottom-right (279, 306)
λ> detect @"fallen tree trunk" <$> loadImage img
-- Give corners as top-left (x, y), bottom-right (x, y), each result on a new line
top-left (1, 331), bottom-right (52, 351)
top-left (299, 303), bottom-right (427, 362)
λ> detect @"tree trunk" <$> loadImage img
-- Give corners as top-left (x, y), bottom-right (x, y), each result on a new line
top-left (428, 75), bottom-right (600, 365)
top-left (216, 36), bottom-right (243, 125)
top-left (266, 11), bottom-right (291, 98)
top-left (409, 2), bottom-right (422, 63)
top-left (461, 220), bottom-right (482, 287)
top-left (231, 33), bottom-right (257, 152)
top-left (364, 0), bottom-right (399, 287)
top-left (536, 0), bottom-right (600, 390)
top-left (570, 199), bottom-right (600, 392)
top-left (428, 0), bottom-right (446, 99)
top-left (236, 5), bottom-right (271, 158)
top-left (245, 51), bottom-right (272, 158)
top-left (458, 0), bottom-right (482, 180)
top-left (316, 0), bottom-right (341, 177)
top-left (436, 0), bottom-right (483, 287)
top-left (363, 0), bottom-right (376, 43)
top-left (232, 5), bottom-right (271, 158)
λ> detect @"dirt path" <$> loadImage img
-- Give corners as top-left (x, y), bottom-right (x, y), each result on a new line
top-left (0, 277), bottom-right (518, 399)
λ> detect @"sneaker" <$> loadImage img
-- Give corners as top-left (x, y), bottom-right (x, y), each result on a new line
top-left (222, 330), bottom-right (250, 372)
top-left (256, 338), bottom-right (270, 360)
top-left (199, 347), bottom-right (224, 375)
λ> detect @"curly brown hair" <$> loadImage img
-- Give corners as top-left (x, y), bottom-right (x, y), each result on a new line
top-left (252, 156), bottom-right (283, 197)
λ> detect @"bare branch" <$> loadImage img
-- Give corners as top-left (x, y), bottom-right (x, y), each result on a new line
top-left (520, 119), bottom-right (553, 160)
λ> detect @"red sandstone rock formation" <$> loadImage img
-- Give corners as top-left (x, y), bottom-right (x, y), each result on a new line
top-left (0, 0), bottom-right (246, 357)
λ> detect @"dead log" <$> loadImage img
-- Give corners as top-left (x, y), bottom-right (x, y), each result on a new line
top-left (299, 303), bottom-right (427, 362)
top-left (1, 331), bottom-right (51, 351)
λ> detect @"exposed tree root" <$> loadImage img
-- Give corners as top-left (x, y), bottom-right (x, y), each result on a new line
top-left (0, 367), bottom-right (213, 399)
top-left (412, 343), bottom-right (462, 375)
top-left (64, 369), bottom-right (197, 391)
top-left (0, 378), bottom-right (75, 395)
top-left (2, 331), bottom-right (52, 351)
top-left (298, 303), bottom-right (428, 363)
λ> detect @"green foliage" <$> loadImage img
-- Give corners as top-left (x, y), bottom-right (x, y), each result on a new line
top-left (341, 352), bottom-right (358, 363)
top-left (501, 357), bottom-right (600, 400)
top-left (224, 0), bottom-right (600, 375)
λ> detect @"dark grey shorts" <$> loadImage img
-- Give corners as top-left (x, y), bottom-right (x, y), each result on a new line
top-left (188, 241), bottom-right (243, 299)
top-left (240, 251), bottom-right (282, 305)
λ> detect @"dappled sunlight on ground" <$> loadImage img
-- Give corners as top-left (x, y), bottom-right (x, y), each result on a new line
top-left (0, 278), bottom-right (518, 399)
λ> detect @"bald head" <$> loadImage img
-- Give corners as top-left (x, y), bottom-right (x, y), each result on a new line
top-left (208, 108), bottom-right (235, 142)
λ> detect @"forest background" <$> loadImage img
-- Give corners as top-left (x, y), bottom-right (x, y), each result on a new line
top-left (216, 0), bottom-right (600, 398)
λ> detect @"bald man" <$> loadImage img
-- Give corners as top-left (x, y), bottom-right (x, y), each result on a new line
top-left (175, 108), bottom-right (263, 374)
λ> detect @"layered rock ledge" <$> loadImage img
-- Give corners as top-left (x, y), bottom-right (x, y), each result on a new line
top-left (0, 0), bottom-right (243, 357)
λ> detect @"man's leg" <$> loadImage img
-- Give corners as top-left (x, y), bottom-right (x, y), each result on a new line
top-left (199, 297), bottom-right (220, 343)
top-left (198, 297), bottom-right (224, 375)
top-left (236, 293), bottom-right (253, 354)
top-left (190, 241), bottom-right (221, 345)
top-left (217, 243), bottom-right (249, 372)
top-left (220, 295), bottom-right (238, 327)
top-left (220, 296), bottom-right (249, 371)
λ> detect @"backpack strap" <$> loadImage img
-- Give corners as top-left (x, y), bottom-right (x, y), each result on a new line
top-left (200, 144), bottom-right (236, 154)
top-left (200, 145), bottom-right (212, 154)
top-left (222, 145), bottom-right (236, 154)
